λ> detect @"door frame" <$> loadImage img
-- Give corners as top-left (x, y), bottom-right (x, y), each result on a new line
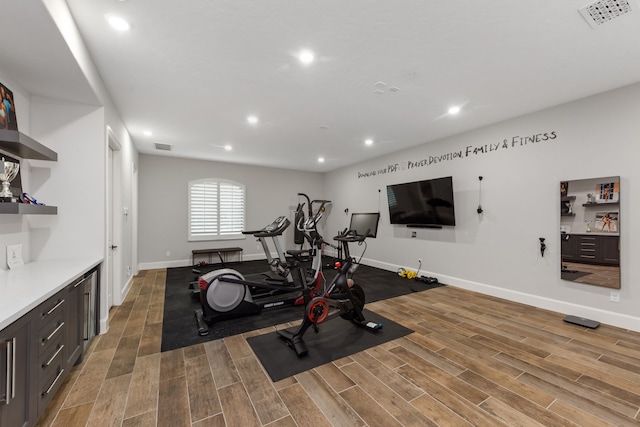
top-left (106, 126), bottom-right (123, 309)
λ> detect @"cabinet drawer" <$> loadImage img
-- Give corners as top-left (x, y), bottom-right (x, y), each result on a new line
top-left (39, 341), bottom-right (65, 388)
top-left (37, 357), bottom-right (65, 414)
top-left (37, 293), bottom-right (66, 330)
top-left (38, 309), bottom-right (65, 357)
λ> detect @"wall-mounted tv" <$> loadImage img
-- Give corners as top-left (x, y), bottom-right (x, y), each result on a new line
top-left (349, 212), bottom-right (380, 238)
top-left (386, 176), bottom-right (456, 227)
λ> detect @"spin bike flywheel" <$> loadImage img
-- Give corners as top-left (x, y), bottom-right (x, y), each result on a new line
top-left (306, 298), bottom-right (330, 324)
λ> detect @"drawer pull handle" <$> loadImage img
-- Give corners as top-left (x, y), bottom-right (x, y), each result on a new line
top-left (11, 338), bottom-right (15, 401)
top-left (43, 322), bottom-right (65, 343)
top-left (5, 339), bottom-right (10, 404)
top-left (43, 344), bottom-right (65, 368)
top-left (44, 299), bottom-right (65, 317)
top-left (4, 337), bottom-right (16, 404)
top-left (43, 369), bottom-right (65, 396)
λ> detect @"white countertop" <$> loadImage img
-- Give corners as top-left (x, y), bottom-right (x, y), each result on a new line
top-left (569, 232), bottom-right (620, 236)
top-left (0, 257), bottom-right (103, 330)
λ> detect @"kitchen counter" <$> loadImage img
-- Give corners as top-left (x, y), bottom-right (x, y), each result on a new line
top-left (0, 256), bottom-right (103, 330)
top-left (568, 232), bottom-right (620, 236)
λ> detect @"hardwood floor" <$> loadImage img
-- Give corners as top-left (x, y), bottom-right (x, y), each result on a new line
top-left (35, 268), bottom-right (640, 426)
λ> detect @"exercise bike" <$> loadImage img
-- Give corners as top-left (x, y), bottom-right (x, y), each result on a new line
top-left (277, 228), bottom-right (383, 357)
top-left (194, 196), bottom-right (331, 336)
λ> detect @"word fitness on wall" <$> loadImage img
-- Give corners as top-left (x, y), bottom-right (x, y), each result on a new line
top-left (357, 130), bottom-right (558, 179)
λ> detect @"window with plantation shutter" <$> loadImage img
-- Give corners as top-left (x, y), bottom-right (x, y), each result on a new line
top-left (188, 179), bottom-right (245, 241)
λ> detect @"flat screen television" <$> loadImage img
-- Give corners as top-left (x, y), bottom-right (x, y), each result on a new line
top-left (386, 176), bottom-right (456, 227)
top-left (349, 212), bottom-right (380, 238)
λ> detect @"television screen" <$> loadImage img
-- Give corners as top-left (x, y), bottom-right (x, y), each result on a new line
top-left (349, 212), bottom-right (380, 238)
top-left (386, 176), bottom-right (456, 226)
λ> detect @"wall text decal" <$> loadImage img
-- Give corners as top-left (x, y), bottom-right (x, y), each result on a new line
top-left (357, 131), bottom-right (557, 178)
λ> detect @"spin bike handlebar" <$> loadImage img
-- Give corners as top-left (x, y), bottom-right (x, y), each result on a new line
top-left (334, 228), bottom-right (370, 243)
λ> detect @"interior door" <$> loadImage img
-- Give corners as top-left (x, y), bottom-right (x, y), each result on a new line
top-left (107, 147), bottom-right (114, 309)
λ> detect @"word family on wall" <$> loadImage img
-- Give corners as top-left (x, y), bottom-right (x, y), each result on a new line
top-left (357, 130), bottom-right (558, 179)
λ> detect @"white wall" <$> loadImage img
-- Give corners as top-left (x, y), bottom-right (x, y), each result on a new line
top-left (28, 98), bottom-right (105, 261)
top-left (323, 82), bottom-right (640, 331)
top-left (138, 154), bottom-right (324, 268)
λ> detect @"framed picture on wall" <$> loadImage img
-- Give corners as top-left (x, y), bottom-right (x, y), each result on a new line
top-left (594, 211), bottom-right (618, 233)
top-left (596, 181), bottom-right (619, 203)
top-left (0, 82), bottom-right (18, 131)
top-left (560, 181), bottom-right (568, 197)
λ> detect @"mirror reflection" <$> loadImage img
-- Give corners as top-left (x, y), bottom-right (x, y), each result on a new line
top-left (560, 176), bottom-right (620, 289)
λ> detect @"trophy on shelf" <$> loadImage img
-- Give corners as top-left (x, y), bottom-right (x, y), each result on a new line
top-left (0, 157), bottom-right (20, 202)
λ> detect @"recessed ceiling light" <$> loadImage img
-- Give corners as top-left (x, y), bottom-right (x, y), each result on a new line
top-left (365, 139), bottom-right (374, 146)
top-left (224, 144), bottom-right (232, 151)
top-left (448, 106), bottom-right (461, 115)
top-left (318, 157), bottom-right (325, 163)
top-left (143, 130), bottom-right (153, 137)
top-left (299, 50), bottom-right (315, 64)
top-left (106, 15), bottom-right (130, 32)
top-left (247, 115), bottom-right (259, 124)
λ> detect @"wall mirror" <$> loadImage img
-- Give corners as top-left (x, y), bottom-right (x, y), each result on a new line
top-left (560, 176), bottom-right (620, 289)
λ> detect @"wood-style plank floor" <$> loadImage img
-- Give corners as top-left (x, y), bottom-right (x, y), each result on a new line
top-left (35, 268), bottom-right (640, 426)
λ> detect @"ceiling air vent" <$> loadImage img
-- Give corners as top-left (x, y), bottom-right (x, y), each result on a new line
top-left (579, 0), bottom-right (635, 28)
top-left (154, 143), bottom-right (172, 151)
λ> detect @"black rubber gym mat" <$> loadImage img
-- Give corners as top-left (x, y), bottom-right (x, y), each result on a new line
top-left (247, 309), bottom-right (413, 382)
top-left (161, 259), bottom-right (443, 352)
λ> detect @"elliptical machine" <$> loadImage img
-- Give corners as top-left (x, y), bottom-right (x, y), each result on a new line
top-left (194, 195), bottom-right (331, 336)
top-left (189, 215), bottom-right (293, 300)
top-left (277, 227), bottom-right (383, 357)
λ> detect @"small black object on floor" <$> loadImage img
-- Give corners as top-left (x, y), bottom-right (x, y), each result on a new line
top-left (247, 309), bottom-right (413, 382)
top-left (563, 315), bottom-right (600, 329)
top-left (161, 259), bottom-right (443, 352)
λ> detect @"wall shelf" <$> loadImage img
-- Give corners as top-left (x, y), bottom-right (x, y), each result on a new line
top-left (0, 129), bottom-right (58, 161)
top-left (0, 129), bottom-right (58, 215)
top-left (582, 202), bottom-right (619, 207)
top-left (0, 203), bottom-right (57, 215)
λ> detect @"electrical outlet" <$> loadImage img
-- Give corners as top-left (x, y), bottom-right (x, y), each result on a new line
top-left (411, 231), bottom-right (417, 238)
top-left (166, 251), bottom-right (171, 257)
top-left (127, 266), bottom-right (131, 276)
top-left (418, 258), bottom-right (422, 264)
top-left (610, 291), bottom-right (620, 303)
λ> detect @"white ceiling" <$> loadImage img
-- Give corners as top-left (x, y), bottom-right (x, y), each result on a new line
top-left (4, 0), bottom-right (640, 172)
